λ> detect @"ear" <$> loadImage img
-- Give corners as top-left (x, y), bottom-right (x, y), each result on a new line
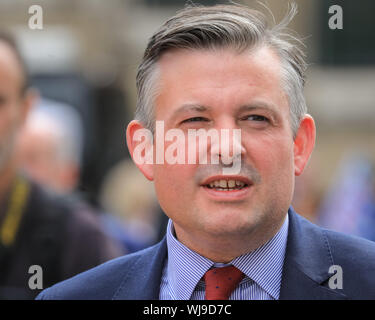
top-left (19, 88), bottom-right (39, 125)
top-left (126, 120), bottom-right (154, 181)
top-left (294, 114), bottom-right (316, 176)
top-left (59, 164), bottom-right (79, 193)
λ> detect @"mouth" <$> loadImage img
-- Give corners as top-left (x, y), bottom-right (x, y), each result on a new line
top-left (204, 179), bottom-right (249, 191)
top-left (200, 176), bottom-right (253, 200)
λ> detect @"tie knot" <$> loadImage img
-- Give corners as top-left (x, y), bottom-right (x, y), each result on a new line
top-left (203, 265), bottom-right (244, 300)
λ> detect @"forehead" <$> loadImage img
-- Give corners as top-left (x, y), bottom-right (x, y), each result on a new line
top-left (155, 46), bottom-right (287, 117)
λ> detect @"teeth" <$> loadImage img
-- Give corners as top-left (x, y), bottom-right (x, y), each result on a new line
top-left (236, 181), bottom-right (245, 187)
top-left (207, 179), bottom-right (247, 189)
top-left (228, 180), bottom-right (236, 188)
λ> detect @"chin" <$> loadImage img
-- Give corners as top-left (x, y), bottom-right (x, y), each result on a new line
top-left (200, 209), bottom-right (260, 236)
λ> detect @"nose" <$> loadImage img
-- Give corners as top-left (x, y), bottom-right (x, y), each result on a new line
top-left (216, 128), bottom-right (245, 165)
top-left (210, 121), bottom-right (246, 173)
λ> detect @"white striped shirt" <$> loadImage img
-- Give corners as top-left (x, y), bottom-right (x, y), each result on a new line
top-left (159, 214), bottom-right (289, 300)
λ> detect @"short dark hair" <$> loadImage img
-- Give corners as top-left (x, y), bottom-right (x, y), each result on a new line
top-left (0, 31), bottom-right (30, 95)
top-left (135, 3), bottom-right (307, 137)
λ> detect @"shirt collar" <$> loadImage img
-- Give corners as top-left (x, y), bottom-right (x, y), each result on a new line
top-left (166, 219), bottom-right (213, 300)
top-left (166, 214), bottom-right (289, 300)
top-left (231, 214), bottom-right (289, 299)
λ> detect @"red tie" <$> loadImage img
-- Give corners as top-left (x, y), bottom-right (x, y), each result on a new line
top-left (203, 265), bottom-right (244, 300)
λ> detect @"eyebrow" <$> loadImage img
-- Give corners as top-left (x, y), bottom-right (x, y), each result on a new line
top-left (169, 101), bottom-right (280, 122)
top-left (169, 103), bottom-right (210, 122)
top-left (237, 101), bottom-right (278, 114)
top-left (174, 103), bottom-right (210, 113)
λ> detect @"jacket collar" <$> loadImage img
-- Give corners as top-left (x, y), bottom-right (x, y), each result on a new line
top-left (113, 207), bottom-right (348, 300)
top-left (113, 239), bottom-right (168, 300)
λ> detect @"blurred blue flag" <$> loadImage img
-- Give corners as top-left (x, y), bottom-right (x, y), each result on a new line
top-left (317, 153), bottom-right (375, 242)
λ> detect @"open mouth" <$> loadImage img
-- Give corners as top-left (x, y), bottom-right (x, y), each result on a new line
top-left (204, 179), bottom-right (249, 191)
top-left (201, 176), bottom-right (252, 201)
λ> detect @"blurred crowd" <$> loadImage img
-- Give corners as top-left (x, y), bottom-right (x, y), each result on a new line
top-left (0, 0), bottom-right (374, 300)
top-left (0, 32), bottom-right (167, 299)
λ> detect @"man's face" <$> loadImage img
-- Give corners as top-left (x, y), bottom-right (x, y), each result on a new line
top-left (0, 42), bottom-right (27, 172)
top-left (148, 46), bottom-right (296, 243)
top-left (16, 126), bottom-right (61, 189)
top-left (128, 45), bottom-right (312, 254)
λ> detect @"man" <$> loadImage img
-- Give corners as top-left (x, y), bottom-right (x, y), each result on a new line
top-left (0, 33), bottom-right (123, 299)
top-left (37, 4), bottom-right (375, 300)
top-left (15, 97), bottom-right (134, 254)
top-left (16, 97), bottom-right (84, 195)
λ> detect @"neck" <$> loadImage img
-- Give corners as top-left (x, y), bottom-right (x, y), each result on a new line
top-left (173, 216), bottom-right (286, 263)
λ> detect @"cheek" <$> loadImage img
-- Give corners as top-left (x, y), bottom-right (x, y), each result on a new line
top-left (152, 164), bottom-right (196, 213)
top-left (248, 135), bottom-right (295, 184)
top-left (247, 136), bottom-right (295, 214)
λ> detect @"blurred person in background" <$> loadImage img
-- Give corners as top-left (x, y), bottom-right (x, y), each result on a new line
top-left (291, 162), bottom-right (321, 223)
top-left (16, 97), bottom-right (83, 195)
top-left (100, 159), bottom-right (167, 253)
top-left (0, 32), bottom-right (123, 299)
top-left (317, 153), bottom-right (375, 241)
top-left (16, 96), bottom-right (131, 254)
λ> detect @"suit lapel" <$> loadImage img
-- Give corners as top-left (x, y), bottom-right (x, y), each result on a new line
top-left (280, 208), bottom-right (347, 300)
top-left (112, 238), bottom-right (168, 300)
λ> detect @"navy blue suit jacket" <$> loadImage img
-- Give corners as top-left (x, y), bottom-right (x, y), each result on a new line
top-left (36, 208), bottom-right (375, 300)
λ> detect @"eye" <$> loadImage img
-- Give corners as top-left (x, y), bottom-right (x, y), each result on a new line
top-left (181, 117), bottom-right (208, 123)
top-left (245, 115), bottom-right (269, 122)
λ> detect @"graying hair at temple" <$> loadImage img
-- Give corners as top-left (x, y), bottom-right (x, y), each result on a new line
top-left (135, 3), bottom-right (307, 138)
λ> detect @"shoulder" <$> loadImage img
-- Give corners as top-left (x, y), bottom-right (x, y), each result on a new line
top-left (292, 209), bottom-right (375, 263)
top-left (322, 226), bottom-right (375, 271)
top-left (25, 179), bottom-right (78, 225)
top-left (293, 211), bottom-right (375, 297)
top-left (323, 227), bottom-right (375, 260)
top-left (323, 228), bottom-right (375, 297)
top-left (36, 241), bottom-right (165, 300)
top-left (27, 180), bottom-right (109, 237)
